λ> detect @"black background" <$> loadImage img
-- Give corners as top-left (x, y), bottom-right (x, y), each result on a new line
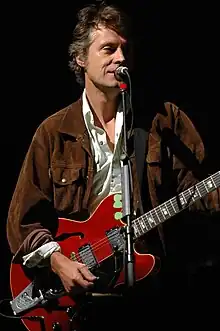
top-left (1, 1), bottom-right (220, 329)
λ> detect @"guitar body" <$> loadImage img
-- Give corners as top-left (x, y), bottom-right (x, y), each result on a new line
top-left (10, 193), bottom-right (156, 331)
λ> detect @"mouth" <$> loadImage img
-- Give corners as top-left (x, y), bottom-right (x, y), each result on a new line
top-left (107, 71), bottom-right (116, 77)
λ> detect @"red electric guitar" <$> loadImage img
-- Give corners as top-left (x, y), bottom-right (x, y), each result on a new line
top-left (9, 171), bottom-right (220, 331)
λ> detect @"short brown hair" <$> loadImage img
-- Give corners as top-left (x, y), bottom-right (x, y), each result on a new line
top-left (68, 2), bottom-right (132, 86)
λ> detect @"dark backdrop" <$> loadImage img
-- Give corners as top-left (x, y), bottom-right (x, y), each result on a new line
top-left (1, 1), bottom-right (220, 329)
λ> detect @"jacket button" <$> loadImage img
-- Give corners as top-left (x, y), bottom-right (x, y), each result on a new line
top-left (61, 178), bottom-right (67, 183)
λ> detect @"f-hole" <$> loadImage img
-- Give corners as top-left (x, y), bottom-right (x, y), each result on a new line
top-left (55, 232), bottom-right (84, 241)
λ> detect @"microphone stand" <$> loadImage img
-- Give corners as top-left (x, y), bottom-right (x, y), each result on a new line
top-left (119, 82), bottom-right (135, 289)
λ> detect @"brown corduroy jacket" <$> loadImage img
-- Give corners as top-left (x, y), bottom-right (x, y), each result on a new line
top-left (6, 97), bottom-right (220, 261)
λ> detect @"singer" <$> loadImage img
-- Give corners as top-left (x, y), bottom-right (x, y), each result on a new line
top-left (6, 2), bottom-right (220, 331)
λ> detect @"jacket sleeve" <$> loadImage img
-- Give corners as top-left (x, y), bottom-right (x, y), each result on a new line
top-left (171, 105), bottom-right (220, 214)
top-left (6, 124), bottom-right (58, 262)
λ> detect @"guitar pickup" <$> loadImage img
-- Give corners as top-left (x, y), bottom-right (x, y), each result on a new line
top-left (78, 244), bottom-right (97, 269)
top-left (106, 227), bottom-right (124, 252)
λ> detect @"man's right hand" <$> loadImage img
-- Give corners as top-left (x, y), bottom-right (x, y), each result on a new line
top-left (50, 251), bottom-right (97, 293)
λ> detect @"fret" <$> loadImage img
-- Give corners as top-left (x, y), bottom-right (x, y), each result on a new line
top-left (176, 197), bottom-right (183, 211)
top-left (132, 221), bottom-right (141, 238)
top-left (143, 214), bottom-right (152, 229)
top-left (165, 200), bottom-right (176, 216)
top-left (150, 210), bottom-right (160, 225)
top-left (171, 197), bottom-right (181, 214)
top-left (203, 180), bottom-right (209, 193)
top-left (210, 176), bottom-right (217, 188)
top-left (146, 212), bottom-right (157, 228)
top-left (136, 220), bottom-right (144, 234)
top-left (188, 186), bottom-right (199, 201)
top-left (159, 204), bottom-right (171, 218)
top-left (142, 217), bottom-right (151, 231)
top-left (139, 216), bottom-right (148, 232)
top-left (154, 208), bottom-right (163, 223)
top-left (213, 172), bottom-right (220, 186)
top-left (196, 182), bottom-right (207, 196)
top-left (203, 177), bottom-right (216, 192)
top-left (181, 193), bottom-right (187, 203)
top-left (169, 198), bottom-right (177, 213)
top-left (177, 192), bottom-right (187, 208)
top-left (166, 200), bottom-right (176, 216)
top-left (196, 185), bottom-right (202, 197)
top-left (183, 188), bottom-right (191, 203)
top-left (178, 194), bottom-right (185, 206)
top-left (155, 206), bottom-right (166, 221)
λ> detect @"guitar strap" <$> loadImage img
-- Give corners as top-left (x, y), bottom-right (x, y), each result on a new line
top-left (134, 106), bottom-right (176, 257)
top-left (134, 126), bottom-right (167, 256)
top-left (134, 127), bottom-right (148, 215)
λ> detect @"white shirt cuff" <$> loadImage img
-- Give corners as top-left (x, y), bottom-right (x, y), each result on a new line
top-left (22, 241), bottom-right (61, 268)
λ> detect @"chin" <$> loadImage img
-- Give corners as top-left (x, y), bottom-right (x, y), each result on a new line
top-left (108, 84), bottom-right (120, 89)
top-left (106, 80), bottom-right (120, 88)
top-left (95, 80), bottom-right (120, 92)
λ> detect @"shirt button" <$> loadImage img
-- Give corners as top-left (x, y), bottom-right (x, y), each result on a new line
top-left (100, 141), bottom-right (103, 145)
top-left (61, 178), bottom-right (67, 183)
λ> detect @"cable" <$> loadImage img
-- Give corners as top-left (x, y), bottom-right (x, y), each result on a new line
top-left (126, 70), bottom-right (134, 141)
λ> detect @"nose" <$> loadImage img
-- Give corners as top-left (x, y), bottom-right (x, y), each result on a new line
top-left (114, 47), bottom-right (125, 64)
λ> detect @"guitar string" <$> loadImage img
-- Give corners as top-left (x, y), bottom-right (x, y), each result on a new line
top-left (69, 211), bottom-right (158, 266)
top-left (68, 172), bottom-right (220, 267)
top-left (71, 172), bottom-right (220, 265)
top-left (70, 230), bottom-right (123, 266)
top-left (70, 204), bottom-right (163, 262)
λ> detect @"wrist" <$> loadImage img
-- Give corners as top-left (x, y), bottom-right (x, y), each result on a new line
top-left (50, 251), bottom-right (63, 273)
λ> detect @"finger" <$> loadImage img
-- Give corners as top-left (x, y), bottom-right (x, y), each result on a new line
top-left (74, 270), bottom-right (95, 288)
top-left (62, 281), bottom-right (72, 293)
top-left (79, 265), bottom-right (97, 281)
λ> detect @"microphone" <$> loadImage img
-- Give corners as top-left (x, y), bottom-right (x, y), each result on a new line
top-left (114, 66), bottom-right (129, 81)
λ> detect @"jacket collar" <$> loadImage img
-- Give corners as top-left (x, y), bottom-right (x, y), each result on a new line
top-left (57, 92), bottom-right (135, 149)
top-left (58, 96), bottom-right (88, 139)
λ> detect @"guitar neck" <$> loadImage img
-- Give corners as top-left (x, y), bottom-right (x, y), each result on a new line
top-left (132, 171), bottom-right (220, 239)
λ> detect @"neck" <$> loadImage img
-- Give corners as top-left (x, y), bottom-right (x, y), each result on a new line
top-left (85, 78), bottom-right (120, 126)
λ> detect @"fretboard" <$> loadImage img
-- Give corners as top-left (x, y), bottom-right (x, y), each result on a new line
top-left (132, 171), bottom-right (220, 239)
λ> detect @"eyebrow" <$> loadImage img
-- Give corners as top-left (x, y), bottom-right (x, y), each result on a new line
top-left (100, 40), bottom-right (127, 48)
top-left (100, 41), bottom-right (119, 47)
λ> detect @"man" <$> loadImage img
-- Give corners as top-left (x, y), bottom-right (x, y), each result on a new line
top-left (6, 2), bottom-right (220, 330)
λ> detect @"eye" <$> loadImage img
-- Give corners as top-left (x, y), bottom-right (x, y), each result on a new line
top-left (103, 46), bottom-right (116, 53)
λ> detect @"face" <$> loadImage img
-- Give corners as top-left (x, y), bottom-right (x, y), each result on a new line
top-left (77, 26), bottom-right (129, 90)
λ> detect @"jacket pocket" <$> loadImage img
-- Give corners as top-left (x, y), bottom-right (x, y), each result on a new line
top-left (51, 166), bottom-right (83, 214)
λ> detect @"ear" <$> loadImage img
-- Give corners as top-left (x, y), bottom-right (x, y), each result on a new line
top-left (76, 55), bottom-right (85, 68)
